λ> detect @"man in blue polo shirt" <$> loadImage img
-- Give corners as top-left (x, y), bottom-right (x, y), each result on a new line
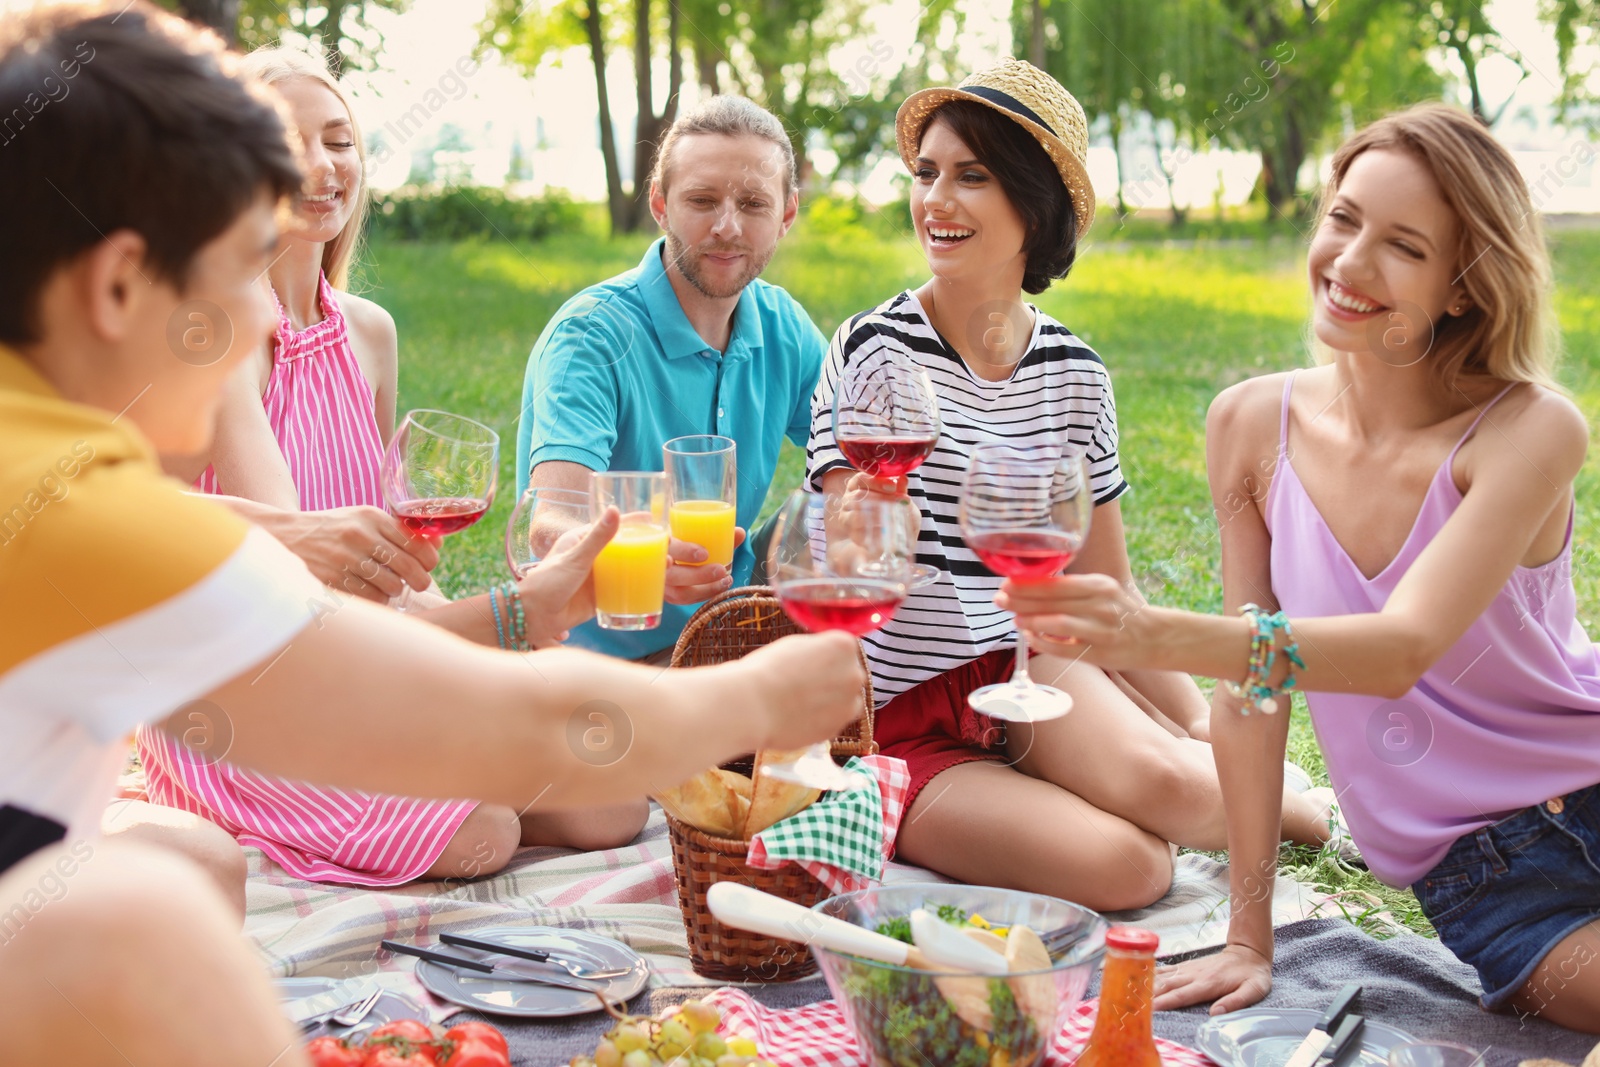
top-left (516, 96), bottom-right (826, 660)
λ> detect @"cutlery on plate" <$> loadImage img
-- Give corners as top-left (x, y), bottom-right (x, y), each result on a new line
top-left (328, 986), bottom-right (384, 1028)
top-left (380, 940), bottom-right (620, 1001)
top-left (1319, 1014), bottom-right (1366, 1067)
top-left (1283, 982), bottom-right (1363, 1067)
top-left (437, 932), bottom-right (634, 980)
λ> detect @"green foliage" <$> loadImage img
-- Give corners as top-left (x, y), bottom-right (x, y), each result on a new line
top-left (367, 187), bottom-right (584, 243)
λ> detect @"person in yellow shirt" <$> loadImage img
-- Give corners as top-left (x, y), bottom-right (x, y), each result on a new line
top-left (0, 4), bottom-right (864, 1063)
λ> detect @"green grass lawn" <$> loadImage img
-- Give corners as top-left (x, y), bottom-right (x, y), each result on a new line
top-left (364, 211), bottom-right (1600, 938)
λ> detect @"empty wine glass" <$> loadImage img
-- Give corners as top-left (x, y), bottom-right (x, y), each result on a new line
top-left (381, 409), bottom-right (499, 538)
top-left (832, 349), bottom-right (942, 589)
top-left (767, 489), bottom-right (915, 791)
top-left (505, 487), bottom-right (590, 579)
top-left (959, 441), bottom-right (1093, 723)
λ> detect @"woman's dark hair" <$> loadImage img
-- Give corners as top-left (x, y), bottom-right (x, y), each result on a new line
top-left (0, 1), bottom-right (302, 344)
top-left (919, 99), bottom-right (1077, 294)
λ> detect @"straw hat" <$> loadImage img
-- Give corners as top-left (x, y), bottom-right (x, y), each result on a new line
top-left (896, 57), bottom-right (1095, 237)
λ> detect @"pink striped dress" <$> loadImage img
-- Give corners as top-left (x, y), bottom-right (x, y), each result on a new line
top-left (136, 275), bottom-right (479, 886)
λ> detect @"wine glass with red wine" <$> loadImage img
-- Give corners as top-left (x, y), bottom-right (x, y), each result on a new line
top-left (766, 489), bottom-right (914, 791)
top-left (959, 441), bottom-right (1093, 722)
top-left (832, 349), bottom-right (942, 589)
top-left (381, 409), bottom-right (499, 541)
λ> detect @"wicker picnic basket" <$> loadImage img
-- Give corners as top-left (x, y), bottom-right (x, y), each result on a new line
top-left (664, 585), bottom-right (876, 981)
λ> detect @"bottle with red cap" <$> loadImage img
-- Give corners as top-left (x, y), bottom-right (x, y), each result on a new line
top-left (1074, 924), bottom-right (1161, 1066)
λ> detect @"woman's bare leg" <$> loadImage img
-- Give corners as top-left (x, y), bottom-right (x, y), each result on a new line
top-left (521, 798), bottom-right (650, 851)
top-left (1023, 655), bottom-right (1327, 849)
top-left (895, 760), bottom-right (1174, 912)
top-left (424, 803), bottom-right (519, 880)
top-left (0, 839), bottom-right (307, 1067)
top-left (100, 799), bottom-right (249, 923)
top-left (1508, 919), bottom-right (1600, 1033)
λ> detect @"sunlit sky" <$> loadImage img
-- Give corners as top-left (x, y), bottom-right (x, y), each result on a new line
top-left (4, 0), bottom-right (1595, 209)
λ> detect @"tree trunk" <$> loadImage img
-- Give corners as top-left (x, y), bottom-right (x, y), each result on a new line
top-left (628, 0), bottom-right (682, 231)
top-left (321, 0), bottom-right (351, 78)
top-left (584, 2), bottom-right (629, 237)
top-left (175, 0), bottom-right (240, 44)
top-left (1109, 112), bottom-right (1128, 219)
top-left (694, 36), bottom-right (719, 94)
top-left (1262, 108), bottom-right (1306, 221)
top-left (1029, 0), bottom-right (1045, 67)
top-left (629, 0), bottom-right (657, 232)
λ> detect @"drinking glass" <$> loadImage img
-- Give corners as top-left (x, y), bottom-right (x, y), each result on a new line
top-left (959, 441), bottom-right (1093, 722)
top-left (590, 472), bottom-right (669, 630)
top-left (664, 435), bottom-right (737, 571)
top-left (380, 409), bottom-right (500, 538)
top-left (832, 349), bottom-right (942, 589)
top-left (505, 487), bottom-right (591, 579)
top-left (767, 489), bottom-right (914, 791)
top-left (1388, 1044), bottom-right (1487, 1067)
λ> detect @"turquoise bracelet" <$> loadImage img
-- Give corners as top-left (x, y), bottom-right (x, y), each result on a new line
top-left (1224, 604), bottom-right (1306, 714)
top-left (501, 581), bottom-right (529, 652)
top-left (487, 584), bottom-right (508, 650)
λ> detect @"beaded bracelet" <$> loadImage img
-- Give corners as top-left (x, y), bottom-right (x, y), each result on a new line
top-left (500, 581), bottom-right (529, 652)
top-left (1224, 603), bottom-right (1306, 714)
top-left (487, 584), bottom-right (509, 650)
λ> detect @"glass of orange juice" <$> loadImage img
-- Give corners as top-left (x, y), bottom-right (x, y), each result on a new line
top-left (591, 472), bottom-right (669, 630)
top-left (664, 435), bottom-right (737, 570)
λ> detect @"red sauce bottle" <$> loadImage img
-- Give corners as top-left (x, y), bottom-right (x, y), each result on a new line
top-left (1074, 925), bottom-right (1161, 1066)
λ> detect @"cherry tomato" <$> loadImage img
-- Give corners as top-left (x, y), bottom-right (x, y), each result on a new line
top-left (443, 1023), bottom-right (508, 1056)
top-left (441, 1040), bottom-right (508, 1067)
top-left (368, 1020), bottom-right (436, 1043)
top-left (305, 1036), bottom-right (364, 1067)
top-left (363, 1049), bottom-right (435, 1067)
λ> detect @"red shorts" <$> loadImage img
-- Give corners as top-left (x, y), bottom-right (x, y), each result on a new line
top-left (876, 648), bottom-right (1015, 828)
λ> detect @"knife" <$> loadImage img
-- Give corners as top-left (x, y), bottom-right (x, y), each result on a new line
top-left (380, 940), bottom-right (617, 1000)
top-left (1282, 982), bottom-right (1362, 1067)
top-left (1319, 1014), bottom-right (1366, 1066)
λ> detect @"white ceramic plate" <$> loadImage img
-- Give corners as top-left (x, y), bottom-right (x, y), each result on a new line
top-left (1197, 1007), bottom-right (1419, 1067)
top-left (414, 925), bottom-right (649, 1019)
top-left (278, 976), bottom-right (426, 1038)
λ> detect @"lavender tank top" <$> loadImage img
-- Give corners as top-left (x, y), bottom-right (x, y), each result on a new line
top-left (1265, 372), bottom-right (1600, 887)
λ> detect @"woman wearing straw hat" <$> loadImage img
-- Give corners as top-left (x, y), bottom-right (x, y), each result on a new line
top-left (804, 59), bottom-right (1333, 909)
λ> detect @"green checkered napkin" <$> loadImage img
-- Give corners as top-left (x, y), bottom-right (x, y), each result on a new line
top-left (750, 757), bottom-right (885, 888)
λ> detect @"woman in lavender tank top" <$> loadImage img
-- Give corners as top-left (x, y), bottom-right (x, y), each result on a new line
top-left (132, 48), bottom-right (647, 889)
top-left (1001, 105), bottom-right (1600, 1032)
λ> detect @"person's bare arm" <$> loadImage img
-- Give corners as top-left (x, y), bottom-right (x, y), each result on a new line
top-left (179, 605), bottom-right (865, 811)
top-left (341, 292), bottom-right (399, 446)
top-left (1003, 386), bottom-right (1588, 697)
top-left (1068, 499), bottom-right (1211, 735)
top-left (533, 460), bottom-right (742, 604)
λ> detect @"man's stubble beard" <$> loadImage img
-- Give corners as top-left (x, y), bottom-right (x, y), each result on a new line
top-left (663, 225), bottom-right (775, 300)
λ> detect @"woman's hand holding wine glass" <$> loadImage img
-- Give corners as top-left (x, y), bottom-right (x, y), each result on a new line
top-left (832, 349), bottom-right (942, 588)
top-left (959, 441), bottom-right (1094, 722)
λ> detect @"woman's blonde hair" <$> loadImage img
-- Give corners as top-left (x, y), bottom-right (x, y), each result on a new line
top-left (240, 46), bottom-right (369, 291)
top-left (1313, 103), bottom-right (1560, 390)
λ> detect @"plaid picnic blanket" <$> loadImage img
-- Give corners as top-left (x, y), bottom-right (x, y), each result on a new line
top-left (244, 806), bottom-right (1335, 1020)
top-left (746, 756), bottom-right (911, 893)
top-left (702, 990), bottom-right (1212, 1067)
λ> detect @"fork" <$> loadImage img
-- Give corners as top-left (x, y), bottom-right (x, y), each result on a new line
top-left (439, 932), bottom-right (634, 980)
top-left (328, 987), bottom-right (383, 1028)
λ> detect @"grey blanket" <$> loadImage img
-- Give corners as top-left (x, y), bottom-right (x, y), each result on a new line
top-left (484, 918), bottom-right (1595, 1066)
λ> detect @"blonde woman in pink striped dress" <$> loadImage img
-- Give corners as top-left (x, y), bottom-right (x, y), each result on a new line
top-left (136, 48), bottom-right (647, 887)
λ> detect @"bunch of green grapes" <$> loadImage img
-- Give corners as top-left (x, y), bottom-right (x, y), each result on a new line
top-left (568, 998), bottom-right (778, 1067)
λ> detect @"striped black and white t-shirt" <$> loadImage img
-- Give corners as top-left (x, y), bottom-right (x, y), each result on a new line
top-left (804, 290), bottom-right (1128, 705)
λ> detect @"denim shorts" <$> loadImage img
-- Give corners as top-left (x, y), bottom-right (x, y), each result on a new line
top-left (1411, 782), bottom-right (1600, 1011)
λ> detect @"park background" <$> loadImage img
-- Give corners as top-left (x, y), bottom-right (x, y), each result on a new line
top-left (20, 0), bottom-right (1600, 933)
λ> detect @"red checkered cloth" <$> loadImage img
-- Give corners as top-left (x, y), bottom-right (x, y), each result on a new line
top-left (703, 989), bottom-right (1213, 1067)
top-left (746, 755), bottom-right (912, 894)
